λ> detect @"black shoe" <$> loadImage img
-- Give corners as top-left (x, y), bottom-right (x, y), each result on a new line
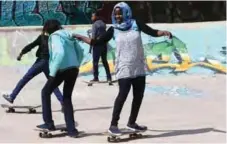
top-left (36, 123), bottom-right (56, 131)
top-left (68, 129), bottom-right (80, 138)
top-left (127, 123), bottom-right (147, 131)
top-left (90, 78), bottom-right (99, 82)
top-left (2, 94), bottom-right (13, 104)
top-left (108, 126), bottom-right (122, 136)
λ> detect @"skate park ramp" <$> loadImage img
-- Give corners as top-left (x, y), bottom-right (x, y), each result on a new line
top-left (0, 22), bottom-right (226, 142)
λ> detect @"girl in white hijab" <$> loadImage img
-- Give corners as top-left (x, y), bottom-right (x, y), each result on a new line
top-left (74, 2), bottom-right (172, 135)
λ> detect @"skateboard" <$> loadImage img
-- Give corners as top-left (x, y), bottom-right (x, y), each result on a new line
top-left (35, 124), bottom-right (67, 138)
top-left (1, 104), bottom-right (41, 113)
top-left (83, 80), bottom-right (117, 86)
top-left (107, 128), bottom-right (146, 142)
top-left (35, 124), bottom-right (83, 138)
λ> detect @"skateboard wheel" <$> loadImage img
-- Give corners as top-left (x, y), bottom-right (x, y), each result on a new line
top-left (129, 134), bottom-right (134, 138)
top-left (88, 83), bottom-right (92, 86)
top-left (6, 108), bottom-right (15, 113)
top-left (29, 109), bottom-right (36, 113)
top-left (39, 132), bottom-right (43, 138)
top-left (60, 129), bottom-right (67, 132)
top-left (47, 133), bottom-right (52, 138)
top-left (109, 83), bottom-right (113, 86)
top-left (108, 136), bottom-right (118, 142)
top-left (129, 133), bottom-right (137, 138)
top-left (107, 137), bottom-right (111, 142)
top-left (138, 134), bottom-right (142, 138)
top-left (116, 137), bottom-right (120, 142)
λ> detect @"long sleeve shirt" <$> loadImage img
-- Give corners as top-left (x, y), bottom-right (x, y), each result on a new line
top-left (48, 29), bottom-right (83, 77)
top-left (91, 20), bottom-right (159, 45)
top-left (20, 35), bottom-right (49, 60)
top-left (91, 19), bottom-right (106, 39)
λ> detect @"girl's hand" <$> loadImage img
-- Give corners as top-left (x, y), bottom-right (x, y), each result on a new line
top-left (17, 53), bottom-right (23, 61)
top-left (158, 30), bottom-right (172, 39)
top-left (74, 34), bottom-right (85, 41)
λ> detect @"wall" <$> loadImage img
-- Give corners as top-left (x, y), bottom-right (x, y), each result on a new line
top-left (1, 1), bottom-right (225, 27)
top-left (0, 21), bottom-right (226, 78)
top-left (0, 1), bottom-right (103, 26)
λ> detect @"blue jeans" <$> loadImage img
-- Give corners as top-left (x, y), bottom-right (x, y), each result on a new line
top-left (10, 59), bottom-right (63, 104)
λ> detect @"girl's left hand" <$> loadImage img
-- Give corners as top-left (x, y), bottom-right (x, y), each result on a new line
top-left (162, 31), bottom-right (172, 39)
top-left (74, 34), bottom-right (83, 40)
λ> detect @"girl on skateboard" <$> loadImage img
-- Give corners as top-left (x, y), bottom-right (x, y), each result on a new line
top-left (74, 2), bottom-right (172, 135)
top-left (2, 20), bottom-right (64, 110)
top-left (37, 20), bottom-right (83, 137)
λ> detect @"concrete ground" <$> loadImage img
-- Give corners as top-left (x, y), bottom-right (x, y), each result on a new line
top-left (0, 67), bottom-right (226, 143)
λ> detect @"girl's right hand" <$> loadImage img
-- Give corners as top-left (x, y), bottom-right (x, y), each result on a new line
top-left (17, 54), bottom-right (23, 61)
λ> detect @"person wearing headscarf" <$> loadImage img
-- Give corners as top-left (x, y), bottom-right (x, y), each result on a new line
top-left (74, 2), bottom-right (172, 135)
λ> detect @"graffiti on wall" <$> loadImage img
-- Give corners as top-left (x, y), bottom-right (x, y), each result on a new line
top-left (0, 1), bottom-right (103, 26)
top-left (78, 22), bottom-right (226, 76)
top-left (0, 21), bottom-right (226, 77)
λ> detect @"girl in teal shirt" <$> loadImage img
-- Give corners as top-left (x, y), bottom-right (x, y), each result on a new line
top-left (37, 19), bottom-right (83, 138)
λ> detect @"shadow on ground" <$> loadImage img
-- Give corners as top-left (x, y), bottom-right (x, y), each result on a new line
top-left (109, 127), bottom-right (226, 142)
top-left (1, 106), bottom-right (113, 114)
top-left (35, 127), bottom-right (226, 141)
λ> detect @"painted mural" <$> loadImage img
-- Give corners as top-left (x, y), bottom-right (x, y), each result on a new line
top-left (0, 1), bottom-right (103, 26)
top-left (0, 1), bottom-right (226, 27)
top-left (0, 21), bottom-right (226, 77)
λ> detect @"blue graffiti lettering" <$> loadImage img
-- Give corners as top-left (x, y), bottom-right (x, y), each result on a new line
top-left (0, 1), bottom-right (16, 26)
top-left (14, 1), bottom-right (42, 26)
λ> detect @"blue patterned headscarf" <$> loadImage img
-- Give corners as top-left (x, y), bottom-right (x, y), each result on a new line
top-left (111, 2), bottom-right (134, 31)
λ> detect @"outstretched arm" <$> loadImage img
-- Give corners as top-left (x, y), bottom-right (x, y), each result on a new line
top-left (18, 35), bottom-right (41, 60)
top-left (136, 21), bottom-right (172, 38)
top-left (73, 27), bottom-right (114, 45)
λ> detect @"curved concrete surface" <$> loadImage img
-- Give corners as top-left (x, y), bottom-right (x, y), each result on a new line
top-left (0, 67), bottom-right (225, 143)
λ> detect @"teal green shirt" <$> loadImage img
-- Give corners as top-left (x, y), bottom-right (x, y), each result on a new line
top-left (48, 29), bottom-right (84, 77)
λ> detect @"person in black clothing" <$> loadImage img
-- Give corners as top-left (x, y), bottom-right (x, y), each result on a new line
top-left (74, 2), bottom-right (172, 135)
top-left (2, 20), bottom-right (64, 108)
top-left (90, 11), bottom-right (112, 82)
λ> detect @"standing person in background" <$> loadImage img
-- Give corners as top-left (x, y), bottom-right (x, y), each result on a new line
top-left (2, 20), bottom-right (64, 111)
top-left (90, 11), bottom-right (112, 82)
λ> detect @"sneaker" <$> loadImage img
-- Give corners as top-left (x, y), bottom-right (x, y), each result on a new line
top-left (3, 94), bottom-right (13, 104)
top-left (36, 123), bottom-right (56, 131)
top-left (108, 126), bottom-right (122, 136)
top-left (127, 123), bottom-right (147, 132)
top-left (67, 129), bottom-right (80, 138)
top-left (90, 78), bottom-right (99, 82)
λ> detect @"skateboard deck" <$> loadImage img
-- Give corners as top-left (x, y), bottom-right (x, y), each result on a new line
top-left (106, 128), bottom-right (146, 142)
top-left (35, 124), bottom-right (67, 138)
top-left (1, 104), bottom-right (41, 113)
top-left (83, 80), bottom-right (117, 86)
top-left (35, 124), bottom-right (83, 138)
